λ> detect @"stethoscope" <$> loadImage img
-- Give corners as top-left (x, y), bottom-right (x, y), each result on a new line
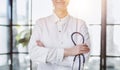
top-left (71, 32), bottom-right (85, 70)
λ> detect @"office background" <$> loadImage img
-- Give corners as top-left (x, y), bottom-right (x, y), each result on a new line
top-left (0, 0), bottom-right (120, 70)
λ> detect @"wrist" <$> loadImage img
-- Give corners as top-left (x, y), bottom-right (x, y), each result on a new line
top-left (64, 47), bottom-right (74, 57)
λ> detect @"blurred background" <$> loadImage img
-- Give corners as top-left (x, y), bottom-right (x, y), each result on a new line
top-left (0, 0), bottom-right (120, 70)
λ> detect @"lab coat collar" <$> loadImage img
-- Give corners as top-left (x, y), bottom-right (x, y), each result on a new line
top-left (50, 12), bottom-right (70, 25)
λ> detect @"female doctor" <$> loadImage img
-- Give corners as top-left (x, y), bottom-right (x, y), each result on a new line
top-left (28, 0), bottom-right (90, 70)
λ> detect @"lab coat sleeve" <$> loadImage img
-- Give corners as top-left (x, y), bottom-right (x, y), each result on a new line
top-left (78, 20), bottom-right (91, 63)
top-left (28, 20), bottom-right (64, 64)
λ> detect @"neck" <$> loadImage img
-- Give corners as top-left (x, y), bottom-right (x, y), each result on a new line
top-left (54, 9), bottom-right (68, 19)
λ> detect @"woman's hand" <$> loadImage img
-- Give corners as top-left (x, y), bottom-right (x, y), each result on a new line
top-left (36, 40), bottom-right (45, 47)
top-left (64, 44), bottom-right (90, 57)
top-left (72, 44), bottom-right (90, 55)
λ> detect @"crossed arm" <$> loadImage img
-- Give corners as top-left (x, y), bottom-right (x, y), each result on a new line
top-left (36, 40), bottom-right (90, 57)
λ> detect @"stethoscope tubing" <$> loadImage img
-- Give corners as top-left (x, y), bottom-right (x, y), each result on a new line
top-left (71, 32), bottom-right (85, 70)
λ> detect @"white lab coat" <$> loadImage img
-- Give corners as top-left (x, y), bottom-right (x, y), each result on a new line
top-left (28, 13), bottom-right (90, 70)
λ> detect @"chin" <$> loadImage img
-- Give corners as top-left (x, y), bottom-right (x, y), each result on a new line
top-left (56, 6), bottom-right (67, 10)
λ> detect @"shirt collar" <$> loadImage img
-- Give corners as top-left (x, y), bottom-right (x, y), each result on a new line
top-left (50, 12), bottom-right (70, 25)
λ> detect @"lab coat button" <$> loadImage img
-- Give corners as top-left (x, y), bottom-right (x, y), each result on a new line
top-left (59, 31), bottom-right (61, 32)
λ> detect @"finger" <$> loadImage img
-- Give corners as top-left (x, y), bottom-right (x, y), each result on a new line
top-left (79, 47), bottom-right (90, 53)
top-left (36, 40), bottom-right (41, 45)
top-left (36, 40), bottom-right (41, 44)
top-left (82, 49), bottom-right (90, 53)
top-left (81, 47), bottom-right (90, 51)
top-left (80, 45), bottom-right (89, 51)
top-left (77, 44), bottom-right (88, 47)
top-left (36, 40), bottom-right (45, 47)
top-left (81, 44), bottom-right (88, 47)
top-left (80, 50), bottom-right (89, 54)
